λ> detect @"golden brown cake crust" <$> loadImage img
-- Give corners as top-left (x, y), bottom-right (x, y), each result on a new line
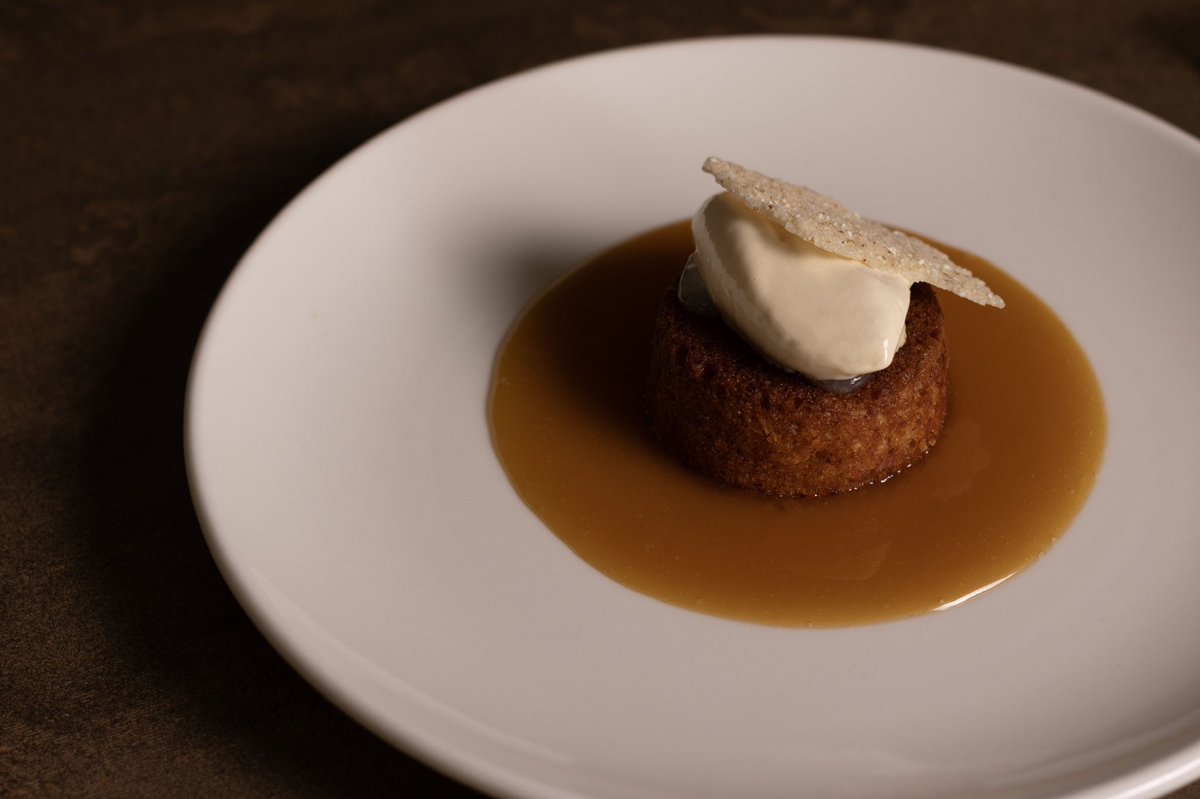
top-left (645, 282), bottom-right (949, 497)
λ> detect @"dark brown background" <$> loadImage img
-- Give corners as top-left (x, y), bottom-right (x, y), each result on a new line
top-left (3, 1), bottom-right (1199, 797)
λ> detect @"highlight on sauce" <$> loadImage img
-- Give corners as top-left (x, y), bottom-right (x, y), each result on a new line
top-left (488, 221), bottom-right (1106, 627)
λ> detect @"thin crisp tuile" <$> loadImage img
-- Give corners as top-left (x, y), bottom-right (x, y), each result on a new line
top-left (702, 157), bottom-right (1004, 308)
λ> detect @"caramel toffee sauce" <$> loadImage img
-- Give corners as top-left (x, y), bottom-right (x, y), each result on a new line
top-left (489, 222), bottom-right (1106, 627)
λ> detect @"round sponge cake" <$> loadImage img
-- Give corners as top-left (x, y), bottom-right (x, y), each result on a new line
top-left (645, 281), bottom-right (949, 497)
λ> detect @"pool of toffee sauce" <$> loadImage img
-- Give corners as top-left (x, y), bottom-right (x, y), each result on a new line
top-left (489, 221), bottom-right (1106, 627)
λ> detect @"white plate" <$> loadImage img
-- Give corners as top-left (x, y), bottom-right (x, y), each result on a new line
top-left (185, 37), bottom-right (1200, 799)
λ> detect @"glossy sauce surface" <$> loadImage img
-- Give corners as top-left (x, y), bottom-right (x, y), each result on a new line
top-left (489, 222), bottom-right (1106, 626)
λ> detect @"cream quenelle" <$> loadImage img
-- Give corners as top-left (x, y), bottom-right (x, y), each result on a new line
top-left (690, 191), bottom-right (912, 381)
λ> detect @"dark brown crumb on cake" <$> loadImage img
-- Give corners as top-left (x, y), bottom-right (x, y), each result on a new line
top-left (645, 281), bottom-right (949, 497)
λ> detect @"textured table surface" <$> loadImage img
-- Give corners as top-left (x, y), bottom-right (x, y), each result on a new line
top-left (3, 1), bottom-right (1199, 796)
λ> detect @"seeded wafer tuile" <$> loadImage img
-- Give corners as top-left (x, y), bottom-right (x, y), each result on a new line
top-left (702, 157), bottom-right (1004, 308)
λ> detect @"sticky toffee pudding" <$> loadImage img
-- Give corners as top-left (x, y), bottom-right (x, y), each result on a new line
top-left (489, 160), bottom-right (1104, 627)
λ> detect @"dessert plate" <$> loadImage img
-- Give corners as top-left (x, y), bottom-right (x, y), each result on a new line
top-left (185, 37), bottom-right (1200, 799)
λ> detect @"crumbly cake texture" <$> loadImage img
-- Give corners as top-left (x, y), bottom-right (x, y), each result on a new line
top-left (702, 157), bottom-right (1005, 308)
top-left (646, 282), bottom-right (950, 497)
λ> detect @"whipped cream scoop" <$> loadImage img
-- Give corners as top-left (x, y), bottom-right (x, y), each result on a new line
top-left (691, 192), bottom-right (912, 381)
